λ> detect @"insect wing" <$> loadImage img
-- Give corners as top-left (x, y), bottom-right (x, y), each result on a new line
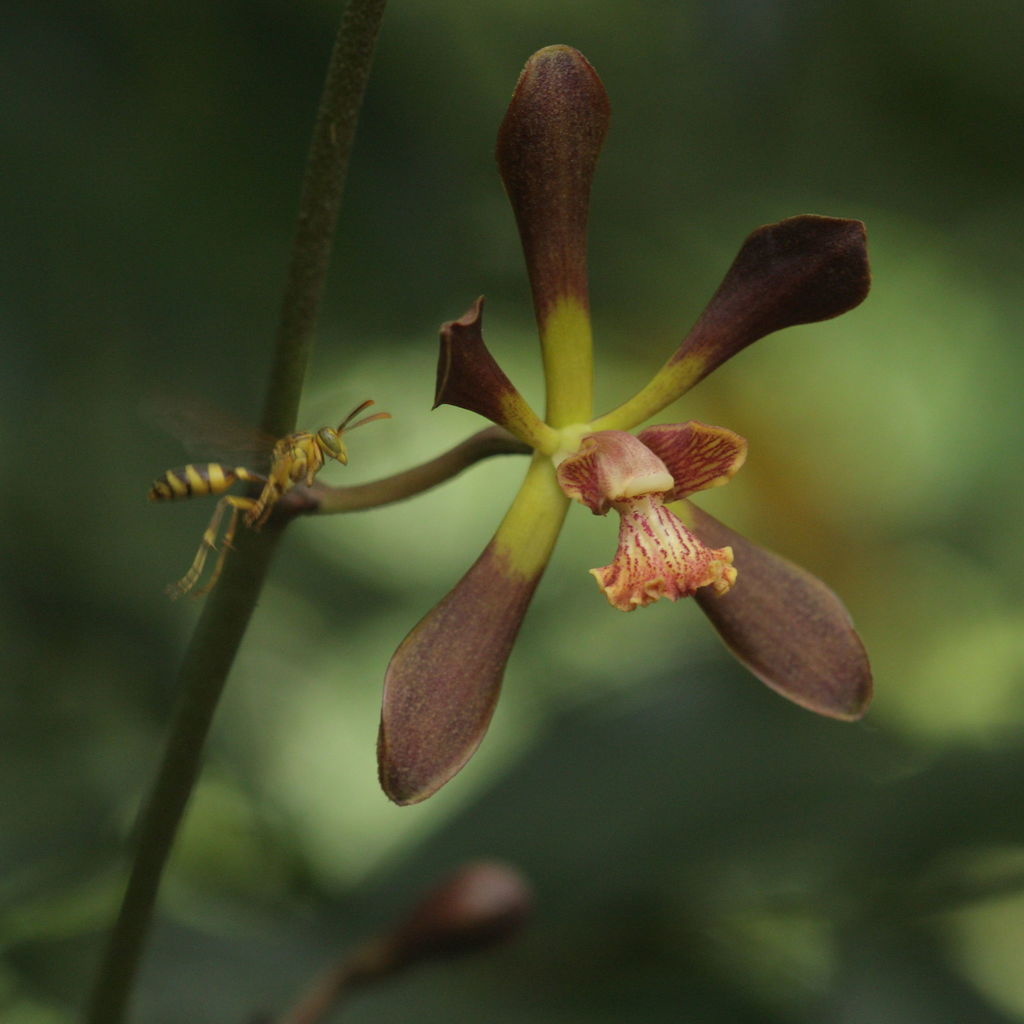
top-left (143, 394), bottom-right (278, 469)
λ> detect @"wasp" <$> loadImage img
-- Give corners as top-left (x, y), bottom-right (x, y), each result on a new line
top-left (148, 399), bottom-right (389, 598)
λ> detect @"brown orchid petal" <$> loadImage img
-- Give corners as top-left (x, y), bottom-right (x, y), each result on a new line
top-left (434, 297), bottom-right (555, 450)
top-left (496, 45), bottom-right (609, 332)
top-left (637, 421), bottom-right (747, 502)
top-left (378, 546), bottom-right (537, 806)
top-left (678, 216), bottom-right (870, 379)
top-left (496, 46), bottom-right (609, 426)
top-left (379, 457), bottom-right (568, 805)
top-left (682, 501), bottom-right (873, 720)
top-left (593, 216), bottom-right (870, 431)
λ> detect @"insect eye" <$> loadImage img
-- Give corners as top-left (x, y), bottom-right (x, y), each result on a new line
top-left (317, 427), bottom-right (342, 455)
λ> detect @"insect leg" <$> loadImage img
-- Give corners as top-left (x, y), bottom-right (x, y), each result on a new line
top-left (248, 492), bottom-right (280, 529)
top-left (167, 495), bottom-right (260, 599)
top-left (191, 494), bottom-right (266, 598)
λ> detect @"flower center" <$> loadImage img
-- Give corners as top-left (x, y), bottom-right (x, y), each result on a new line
top-left (549, 422), bottom-right (597, 465)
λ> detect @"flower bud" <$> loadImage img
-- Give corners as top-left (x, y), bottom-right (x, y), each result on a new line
top-left (388, 861), bottom-right (533, 966)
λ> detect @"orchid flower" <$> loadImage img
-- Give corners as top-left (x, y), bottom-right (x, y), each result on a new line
top-left (379, 46), bottom-right (872, 805)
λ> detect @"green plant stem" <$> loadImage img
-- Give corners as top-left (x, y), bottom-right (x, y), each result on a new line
top-left (84, 527), bottom-right (280, 1024)
top-left (85, 2), bottom-right (387, 1021)
top-left (263, 0), bottom-right (388, 438)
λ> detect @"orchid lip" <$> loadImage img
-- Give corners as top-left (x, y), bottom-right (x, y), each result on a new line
top-left (593, 494), bottom-right (737, 611)
top-left (553, 426), bottom-right (745, 610)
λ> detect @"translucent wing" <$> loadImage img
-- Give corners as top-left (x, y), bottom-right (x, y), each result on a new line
top-left (143, 394), bottom-right (278, 469)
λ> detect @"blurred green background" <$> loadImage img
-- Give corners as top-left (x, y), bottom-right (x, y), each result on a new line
top-left (4, 0), bottom-right (1024, 1020)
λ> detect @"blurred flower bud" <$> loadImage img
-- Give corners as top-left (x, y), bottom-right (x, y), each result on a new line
top-left (387, 861), bottom-right (533, 966)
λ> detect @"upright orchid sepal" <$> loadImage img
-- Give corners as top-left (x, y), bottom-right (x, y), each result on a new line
top-left (556, 424), bottom-right (745, 610)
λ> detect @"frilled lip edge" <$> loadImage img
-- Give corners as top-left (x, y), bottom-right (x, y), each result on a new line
top-left (685, 501), bottom-right (873, 721)
top-left (591, 496), bottom-right (737, 611)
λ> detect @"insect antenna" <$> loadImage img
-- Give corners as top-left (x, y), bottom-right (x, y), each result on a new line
top-left (337, 399), bottom-right (391, 434)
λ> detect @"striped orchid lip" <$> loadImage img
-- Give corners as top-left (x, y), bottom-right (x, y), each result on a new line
top-left (378, 46), bottom-right (873, 806)
top-left (555, 425), bottom-right (746, 611)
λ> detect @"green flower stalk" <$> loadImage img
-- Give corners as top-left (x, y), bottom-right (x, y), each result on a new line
top-left (379, 46), bottom-right (873, 805)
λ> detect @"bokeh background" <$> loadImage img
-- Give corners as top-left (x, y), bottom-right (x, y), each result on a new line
top-left (4, 1), bottom-right (1024, 1021)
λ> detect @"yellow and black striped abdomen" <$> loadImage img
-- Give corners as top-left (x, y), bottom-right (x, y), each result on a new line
top-left (148, 464), bottom-right (265, 502)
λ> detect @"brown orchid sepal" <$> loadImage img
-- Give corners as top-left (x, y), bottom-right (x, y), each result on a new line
top-left (497, 45), bottom-right (610, 426)
top-left (434, 296), bottom-right (556, 451)
top-left (681, 501), bottom-right (873, 720)
top-left (496, 45), bottom-right (609, 323)
top-left (379, 454), bottom-right (569, 805)
top-left (594, 216), bottom-right (871, 431)
top-left (556, 424), bottom-right (746, 611)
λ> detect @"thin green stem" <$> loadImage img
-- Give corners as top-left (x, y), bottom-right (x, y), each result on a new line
top-left (85, 3), bottom-right (387, 1020)
top-left (263, 0), bottom-right (388, 438)
top-left (84, 527), bottom-right (280, 1024)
